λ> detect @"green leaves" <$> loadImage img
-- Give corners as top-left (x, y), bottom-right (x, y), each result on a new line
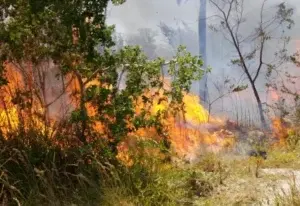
top-left (0, 0), bottom-right (116, 66)
top-left (266, 64), bottom-right (275, 78)
top-left (71, 109), bottom-right (88, 123)
top-left (0, 0), bottom-right (206, 153)
top-left (232, 85), bottom-right (248, 93)
top-left (168, 45), bottom-right (204, 103)
top-left (231, 59), bottom-right (241, 65)
top-left (276, 2), bottom-right (294, 29)
top-left (111, 0), bottom-right (126, 5)
top-left (88, 44), bottom-right (206, 148)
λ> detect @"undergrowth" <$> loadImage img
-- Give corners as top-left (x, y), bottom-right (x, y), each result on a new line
top-left (1, 123), bottom-right (300, 205)
top-left (0, 130), bottom-right (219, 206)
top-left (0, 129), bottom-right (115, 205)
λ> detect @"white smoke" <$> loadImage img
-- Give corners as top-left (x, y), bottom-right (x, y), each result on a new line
top-left (106, 0), bottom-right (300, 125)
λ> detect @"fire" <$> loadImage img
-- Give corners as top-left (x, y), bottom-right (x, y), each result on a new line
top-left (118, 85), bottom-right (233, 164)
top-left (0, 62), bottom-right (52, 136)
top-left (0, 23), bottom-right (235, 164)
top-left (271, 117), bottom-right (294, 146)
top-left (0, 107), bottom-right (18, 135)
top-left (0, 62), bottom-right (235, 164)
top-left (3, 59), bottom-right (298, 167)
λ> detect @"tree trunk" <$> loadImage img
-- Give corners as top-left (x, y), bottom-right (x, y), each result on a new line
top-left (78, 79), bottom-right (87, 144)
top-left (249, 81), bottom-right (268, 129)
top-left (74, 72), bottom-right (87, 144)
top-left (223, 17), bottom-right (268, 130)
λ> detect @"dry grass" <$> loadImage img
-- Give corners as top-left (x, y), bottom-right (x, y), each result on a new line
top-left (0, 130), bottom-right (216, 206)
top-left (190, 148), bottom-right (300, 206)
top-left (274, 181), bottom-right (300, 206)
top-left (1, 126), bottom-right (300, 206)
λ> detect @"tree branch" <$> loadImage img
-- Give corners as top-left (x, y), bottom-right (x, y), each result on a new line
top-left (253, 0), bottom-right (267, 83)
top-left (210, 0), bottom-right (252, 81)
top-left (83, 67), bottom-right (110, 86)
top-left (45, 75), bottom-right (75, 107)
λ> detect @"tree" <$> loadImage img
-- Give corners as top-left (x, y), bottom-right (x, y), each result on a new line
top-left (208, 0), bottom-right (294, 129)
top-left (176, 0), bottom-right (209, 102)
top-left (0, 0), bottom-right (205, 153)
top-left (0, 0), bottom-right (116, 138)
top-left (267, 52), bottom-right (300, 124)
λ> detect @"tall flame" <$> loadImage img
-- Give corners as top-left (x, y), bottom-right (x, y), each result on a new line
top-left (118, 83), bottom-right (233, 164)
top-left (0, 62), bottom-right (49, 136)
top-left (1, 62), bottom-right (234, 164)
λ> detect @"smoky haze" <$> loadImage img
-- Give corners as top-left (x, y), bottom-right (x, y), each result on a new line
top-left (106, 0), bottom-right (300, 126)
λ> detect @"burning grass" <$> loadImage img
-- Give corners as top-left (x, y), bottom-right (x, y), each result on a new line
top-left (1, 127), bottom-right (300, 205)
top-left (0, 131), bottom-right (226, 206)
top-left (2, 61), bottom-right (300, 205)
top-left (0, 62), bottom-right (240, 205)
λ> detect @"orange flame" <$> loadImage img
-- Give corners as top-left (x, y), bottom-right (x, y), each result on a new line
top-left (0, 63), bottom-right (234, 164)
top-left (0, 62), bottom-right (50, 136)
top-left (271, 117), bottom-right (294, 146)
top-left (117, 83), bottom-right (233, 164)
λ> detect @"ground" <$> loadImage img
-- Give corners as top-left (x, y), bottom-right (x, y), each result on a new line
top-left (187, 149), bottom-right (300, 206)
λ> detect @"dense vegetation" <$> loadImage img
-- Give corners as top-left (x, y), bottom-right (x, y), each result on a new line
top-left (0, 0), bottom-right (206, 205)
top-left (1, 0), bottom-right (300, 205)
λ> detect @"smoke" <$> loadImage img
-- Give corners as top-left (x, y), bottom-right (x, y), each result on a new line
top-left (107, 0), bottom-right (300, 125)
top-left (107, 0), bottom-right (199, 33)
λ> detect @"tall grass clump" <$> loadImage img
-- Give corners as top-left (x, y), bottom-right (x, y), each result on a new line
top-left (0, 128), bottom-right (213, 206)
top-left (99, 139), bottom-right (192, 206)
top-left (0, 129), bottom-right (120, 205)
